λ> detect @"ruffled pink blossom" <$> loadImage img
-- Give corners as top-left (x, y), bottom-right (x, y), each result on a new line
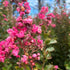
top-left (16, 7), bottom-right (20, 12)
top-left (23, 18), bottom-right (33, 25)
top-left (18, 2), bottom-right (23, 6)
top-left (21, 55), bottom-right (28, 64)
top-left (37, 26), bottom-right (42, 34)
top-left (16, 31), bottom-right (24, 38)
top-left (3, 1), bottom-right (9, 7)
top-left (32, 24), bottom-right (38, 33)
top-left (51, 24), bottom-right (56, 28)
top-left (12, 47), bottom-right (19, 56)
top-left (54, 65), bottom-right (58, 70)
top-left (32, 54), bottom-right (37, 58)
top-left (38, 13), bottom-right (45, 19)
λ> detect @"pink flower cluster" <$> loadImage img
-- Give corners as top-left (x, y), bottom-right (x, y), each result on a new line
top-left (3, 0), bottom-right (9, 7)
top-left (38, 6), bottom-right (56, 28)
top-left (54, 65), bottom-right (58, 70)
top-left (3, 14), bottom-right (8, 21)
top-left (38, 7), bottom-right (48, 19)
top-left (0, 36), bottom-right (19, 62)
top-left (0, 1), bottom-right (43, 67)
top-left (32, 24), bottom-right (42, 34)
top-left (32, 53), bottom-right (40, 60)
top-left (20, 53), bottom-right (40, 66)
top-left (21, 55), bottom-right (28, 64)
top-left (16, 1), bottom-right (31, 15)
top-left (23, 18), bottom-right (33, 25)
top-left (28, 53), bottom-right (40, 66)
top-left (1, 0), bottom-right (56, 68)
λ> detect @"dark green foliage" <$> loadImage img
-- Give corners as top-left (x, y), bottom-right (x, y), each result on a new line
top-left (49, 11), bottom-right (70, 70)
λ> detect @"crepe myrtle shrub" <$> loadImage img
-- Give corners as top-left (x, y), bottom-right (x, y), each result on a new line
top-left (0, 0), bottom-right (57, 70)
top-left (33, 6), bottom-right (57, 70)
top-left (0, 0), bottom-right (43, 69)
top-left (49, 8), bottom-right (70, 70)
top-left (0, 0), bottom-right (17, 41)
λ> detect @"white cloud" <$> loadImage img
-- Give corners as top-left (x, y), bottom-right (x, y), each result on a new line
top-left (66, 0), bottom-right (70, 9)
top-left (66, 0), bottom-right (70, 3)
top-left (28, 0), bottom-right (38, 6)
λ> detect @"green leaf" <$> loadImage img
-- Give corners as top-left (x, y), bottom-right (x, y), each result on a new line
top-left (46, 47), bottom-right (55, 52)
top-left (2, 67), bottom-right (7, 70)
top-left (48, 39), bottom-right (57, 45)
top-left (44, 65), bottom-right (53, 70)
top-left (7, 64), bottom-right (12, 70)
top-left (26, 65), bottom-right (30, 70)
top-left (46, 53), bottom-right (52, 60)
top-left (35, 63), bottom-right (42, 69)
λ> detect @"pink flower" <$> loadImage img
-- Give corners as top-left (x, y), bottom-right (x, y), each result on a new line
top-left (40, 7), bottom-right (46, 13)
top-left (7, 29), bottom-right (14, 36)
top-left (16, 7), bottom-right (20, 12)
top-left (51, 24), bottom-right (56, 28)
top-left (17, 22), bottom-right (23, 27)
top-left (3, 1), bottom-right (9, 7)
top-left (7, 29), bottom-right (17, 37)
top-left (0, 50), bottom-right (5, 62)
top-left (32, 24), bottom-right (38, 33)
top-left (12, 47), bottom-right (19, 57)
top-left (32, 25), bottom-right (42, 34)
top-left (31, 38), bottom-right (36, 43)
top-left (18, 2), bottom-right (23, 6)
top-left (48, 20), bottom-right (52, 25)
top-left (24, 2), bottom-right (31, 14)
top-left (37, 39), bottom-right (43, 44)
top-left (26, 9), bottom-right (30, 14)
top-left (22, 27), bottom-right (27, 32)
top-left (4, 18), bottom-right (8, 21)
top-left (5, 48), bottom-right (9, 52)
top-left (20, 12), bottom-right (25, 16)
top-left (32, 54), bottom-right (37, 58)
top-left (1, 23), bottom-right (3, 24)
top-left (0, 55), bottom-right (5, 63)
top-left (40, 7), bottom-right (48, 14)
top-left (38, 13), bottom-right (45, 19)
top-left (45, 7), bottom-right (48, 13)
top-left (63, 12), bottom-right (66, 15)
top-left (39, 23), bottom-right (43, 26)
top-left (24, 2), bottom-right (31, 10)
top-left (37, 57), bottom-right (40, 60)
top-left (16, 31), bottom-right (24, 38)
top-left (16, 16), bottom-right (22, 22)
top-left (21, 55), bottom-right (28, 64)
top-left (38, 6), bottom-right (49, 19)
top-left (3, 14), bottom-right (6, 17)
top-left (47, 13), bottom-right (55, 18)
top-left (37, 53), bottom-right (40, 56)
top-left (16, 55), bottom-right (20, 58)
top-left (54, 65), bottom-right (58, 70)
top-left (37, 26), bottom-right (42, 34)
top-left (37, 39), bottom-right (43, 49)
top-left (24, 41), bottom-right (28, 46)
top-left (23, 18), bottom-right (33, 25)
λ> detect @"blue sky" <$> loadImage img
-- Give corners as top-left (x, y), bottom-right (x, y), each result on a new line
top-left (28, 0), bottom-right (70, 16)
top-left (28, 0), bottom-right (55, 16)
top-left (0, 0), bottom-right (70, 16)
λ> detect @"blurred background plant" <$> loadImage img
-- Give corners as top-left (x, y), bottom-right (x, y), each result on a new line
top-left (0, 0), bottom-right (16, 41)
top-left (50, 8), bottom-right (70, 70)
top-left (32, 0), bottom-right (70, 70)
